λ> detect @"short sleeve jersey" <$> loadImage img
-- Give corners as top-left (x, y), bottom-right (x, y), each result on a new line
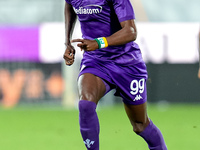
top-left (65, 0), bottom-right (143, 65)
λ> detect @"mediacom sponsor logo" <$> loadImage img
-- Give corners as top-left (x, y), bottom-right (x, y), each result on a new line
top-left (74, 5), bottom-right (102, 14)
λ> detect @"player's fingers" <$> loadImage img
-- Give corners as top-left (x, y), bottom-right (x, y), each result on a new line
top-left (65, 58), bottom-right (74, 66)
top-left (63, 53), bottom-right (74, 60)
top-left (77, 43), bottom-right (84, 47)
top-left (64, 47), bottom-right (75, 58)
top-left (76, 43), bottom-right (88, 51)
top-left (63, 53), bottom-right (72, 60)
top-left (72, 48), bottom-right (76, 54)
top-left (71, 39), bottom-right (84, 43)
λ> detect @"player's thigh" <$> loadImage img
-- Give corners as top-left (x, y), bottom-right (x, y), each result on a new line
top-left (78, 73), bottom-right (106, 104)
top-left (124, 102), bottom-right (150, 133)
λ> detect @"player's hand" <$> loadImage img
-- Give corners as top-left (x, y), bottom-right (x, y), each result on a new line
top-left (71, 39), bottom-right (98, 51)
top-left (63, 44), bottom-right (75, 66)
top-left (198, 69), bottom-right (200, 79)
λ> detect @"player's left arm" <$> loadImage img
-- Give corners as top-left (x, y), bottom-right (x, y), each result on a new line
top-left (106, 19), bottom-right (137, 46)
top-left (71, 19), bottom-right (137, 51)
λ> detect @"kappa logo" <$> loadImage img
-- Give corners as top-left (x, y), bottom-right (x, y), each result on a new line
top-left (84, 139), bottom-right (95, 148)
top-left (133, 95), bottom-right (143, 101)
top-left (74, 5), bottom-right (102, 14)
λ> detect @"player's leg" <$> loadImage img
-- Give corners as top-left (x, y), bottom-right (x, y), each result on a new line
top-left (78, 73), bottom-right (106, 150)
top-left (124, 102), bottom-right (167, 150)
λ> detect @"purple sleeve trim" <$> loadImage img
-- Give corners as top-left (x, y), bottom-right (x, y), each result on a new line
top-left (118, 15), bottom-right (135, 23)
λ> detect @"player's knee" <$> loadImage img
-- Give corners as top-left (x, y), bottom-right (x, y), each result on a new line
top-left (79, 92), bottom-right (97, 102)
top-left (132, 122), bottom-right (146, 134)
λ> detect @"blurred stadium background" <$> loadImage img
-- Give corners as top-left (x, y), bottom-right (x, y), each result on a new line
top-left (0, 0), bottom-right (200, 150)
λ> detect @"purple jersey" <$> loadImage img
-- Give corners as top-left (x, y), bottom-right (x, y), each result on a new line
top-left (65, 0), bottom-right (143, 65)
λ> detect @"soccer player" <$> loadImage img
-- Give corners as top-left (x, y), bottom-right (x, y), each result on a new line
top-left (63, 0), bottom-right (167, 149)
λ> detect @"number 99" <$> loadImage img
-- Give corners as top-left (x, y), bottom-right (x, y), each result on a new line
top-left (130, 78), bottom-right (145, 95)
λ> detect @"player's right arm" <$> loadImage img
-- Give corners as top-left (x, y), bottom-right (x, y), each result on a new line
top-left (63, 2), bottom-right (77, 66)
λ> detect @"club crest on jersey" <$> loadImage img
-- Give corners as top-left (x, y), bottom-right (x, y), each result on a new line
top-left (74, 5), bottom-right (102, 14)
top-left (84, 139), bottom-right (95, 148)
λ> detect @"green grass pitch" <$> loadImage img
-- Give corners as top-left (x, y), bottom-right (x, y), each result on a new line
top-left (0, 104), bottom-right (199, 150)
